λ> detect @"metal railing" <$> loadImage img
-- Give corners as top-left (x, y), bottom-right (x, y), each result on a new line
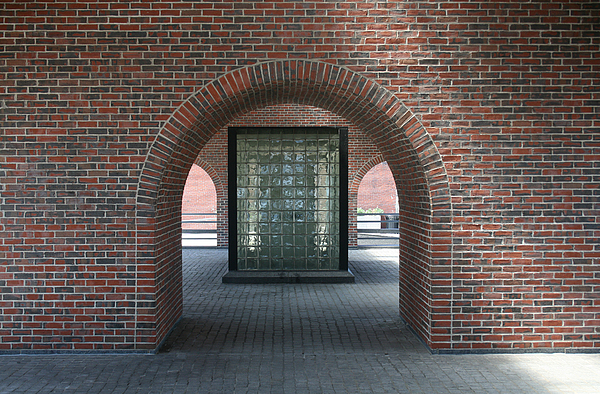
top-left (182, 213), bottom-right (218, 247)
top-left (181, 212), bottom-right (400, 248)
top-left (356, 213), bottom-right (399, 248)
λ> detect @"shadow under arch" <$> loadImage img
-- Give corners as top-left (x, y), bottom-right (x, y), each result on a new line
top-left (136, 59), bottom-right (453, 351)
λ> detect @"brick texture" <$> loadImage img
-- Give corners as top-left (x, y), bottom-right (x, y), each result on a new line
top-left (357, 162), bottom-right (398, 213)
top-left (182, 164), bottom-right (217, 230)
top-left (0, 0), bottom-right (598, 352)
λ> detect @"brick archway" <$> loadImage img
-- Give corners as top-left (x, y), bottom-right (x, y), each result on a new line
top-left (193, 159), bottom-right (227, 247)
top-left (348, 154), bottom-right (385, 247)
top-left (137, 60), bottom-right (453, 351)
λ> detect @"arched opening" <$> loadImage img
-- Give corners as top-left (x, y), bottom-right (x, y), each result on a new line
top-left (182, 164), bottom-right (218, 248)
top-left (137, 60), bottom-right (453, 351)
top-left (356, 162), bottom-right (399, 248)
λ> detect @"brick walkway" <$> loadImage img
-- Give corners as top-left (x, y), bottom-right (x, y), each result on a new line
top-left (1, 248), bottom-right (599, 393)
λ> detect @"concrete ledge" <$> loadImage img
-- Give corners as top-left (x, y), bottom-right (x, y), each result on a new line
top-left (222, 270), bottom-right (355, 284)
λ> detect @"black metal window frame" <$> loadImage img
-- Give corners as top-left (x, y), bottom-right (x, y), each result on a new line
top-left (228, 126), bottom-right (348, 272)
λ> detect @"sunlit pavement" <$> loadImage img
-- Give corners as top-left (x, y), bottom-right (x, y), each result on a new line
top-left (1, 248), bottom-right (599, 394)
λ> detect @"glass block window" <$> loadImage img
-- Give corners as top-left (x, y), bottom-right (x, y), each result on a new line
top-left (229, 127), bottom-right (348, 271)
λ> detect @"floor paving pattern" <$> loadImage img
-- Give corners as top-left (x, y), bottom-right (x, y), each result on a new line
top-left (1, 248), bottom-right (599, 393)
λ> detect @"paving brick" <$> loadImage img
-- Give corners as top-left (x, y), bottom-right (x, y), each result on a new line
top-left (1, 249), bottom-right (599, 393)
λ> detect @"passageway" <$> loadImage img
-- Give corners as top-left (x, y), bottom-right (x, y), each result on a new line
top-left (3, 249), bottom-right (599, 392)
top-left (160, 248), bottom-right (420, 354)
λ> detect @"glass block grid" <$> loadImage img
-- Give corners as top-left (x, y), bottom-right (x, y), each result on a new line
top-left (235, 128), bottom-right (341, 270)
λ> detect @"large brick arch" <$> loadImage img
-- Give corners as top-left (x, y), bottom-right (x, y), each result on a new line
top-left (137, 60), bottom-right (453, 350)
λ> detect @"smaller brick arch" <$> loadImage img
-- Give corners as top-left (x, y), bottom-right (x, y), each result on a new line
top-left (137, 60), bottom-right (453, 351)
top-left (193, 159), bottom-right (227, 247)
top-left (348, 154), bottom-right (385, 247)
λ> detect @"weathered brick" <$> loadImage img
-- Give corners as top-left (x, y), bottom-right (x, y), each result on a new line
top-left (0, 0), bottom-right (598, 353)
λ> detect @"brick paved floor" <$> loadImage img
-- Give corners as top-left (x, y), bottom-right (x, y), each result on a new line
top-left (1, 248), bottom-right (599, 393)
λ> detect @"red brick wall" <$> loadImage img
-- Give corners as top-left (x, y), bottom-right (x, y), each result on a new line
top-left (182, 165), bottom-right (216, 215)
top-left (357, 162), bottom-right (398, 213)
top-left (182, 164), bottom-right (217, 230)
top-left (1, 0), bottom-right (598, 353)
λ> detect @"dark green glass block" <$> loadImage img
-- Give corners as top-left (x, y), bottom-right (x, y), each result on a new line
top-left (317, 175), bottom-right (329, 187)
top-left (247, 140), bottom-right (258, 151)
top-left (248, 151), bottom-right (259, 163)
top-left (294, 258), bottom-right (306, 271)
top-left (283, 246), bottom-right (294, 259)
top-left (270, 140), bottom-right (281, 152)
top-left (282, 211), bottom-right (294, 223)
top-left (294, 246), bottom-right (306, 258)
top-left (258, 258), bottom-right (270, 270)
top-left (307, 258), bottom-right (319, 270)
top-left (282, 258), bottom-right (294, 270)
top-left (247, 246), bottom-right (258, 258)
top-left (282, 139), bottom-right (294, 152)
top-left (318, 139), bottom-right (329, 151)
top-left (270, 211), bottom-right (281, 223)
top-left (259, 247), bottom-right (269, 259)
top-left (248, 188), bottom-right (259, 199)
top-left (282, 235), bottom-right (294, 247)
top-left (270, 176), bottom-right (281, 187)
top-left (259, 199), bottom-right (269, 211)
top-left (247, 200), bottom-right (258, 211)
top-left (271, 235), bottom-right (282, 247)
top-left (319, 258), bottom-right (334, 270)
top-left (282, 152), bottom-right (294, 163)
top-left (248, 175), bottom-right (259, 186)
top-left (294, 212), bottom-right (305, 223)
top-left (294, 223), bottom-right (306, 234)
top-left (258, 212), bottom-right (269, 223)
top-left (236, 129), bottom-right (342, 271)
top-left (282, 223), bottom-right (293, 235)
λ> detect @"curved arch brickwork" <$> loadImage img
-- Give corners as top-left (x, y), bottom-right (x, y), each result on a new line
top-left (349, 154), bottom-right (385, 246)
top-left (3, 1), bottom-right (597, 353)
top-left (193, 159), bottom-right (227, 247)
top-left (139, 60), bottom-right (452, 350)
